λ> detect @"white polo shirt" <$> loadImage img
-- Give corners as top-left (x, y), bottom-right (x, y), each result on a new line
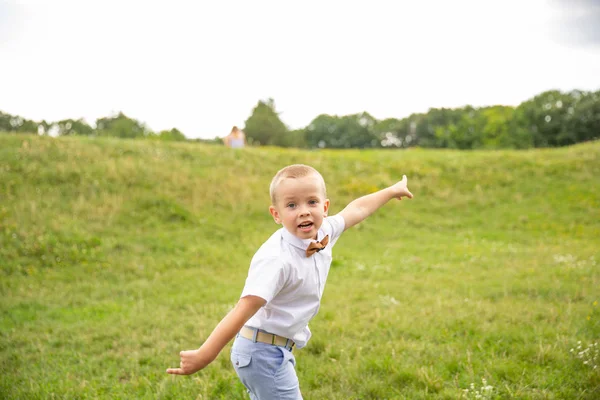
top-left (241, 214), bottom-right (345, 349)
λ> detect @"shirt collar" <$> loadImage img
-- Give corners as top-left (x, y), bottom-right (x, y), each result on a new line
top-left (280, 226), bottom-right (326, 251)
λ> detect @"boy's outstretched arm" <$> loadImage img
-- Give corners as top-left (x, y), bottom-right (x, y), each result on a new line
top-left (166, 295), bottom-right (265, 375)
top-left (338, 175), bottom-right (413, 230)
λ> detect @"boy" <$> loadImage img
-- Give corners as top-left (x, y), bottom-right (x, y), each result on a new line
top-left (167, 164), bottom-right (413, 399)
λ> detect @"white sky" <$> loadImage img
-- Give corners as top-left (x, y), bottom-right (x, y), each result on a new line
top-left (1, 0), bottom-right (599, 139)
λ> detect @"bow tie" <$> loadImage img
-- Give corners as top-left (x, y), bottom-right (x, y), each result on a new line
top-left (306, 235), bottom-right (329, 257)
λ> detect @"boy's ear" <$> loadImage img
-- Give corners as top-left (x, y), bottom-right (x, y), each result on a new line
top-left (269, 205), bottom-right (281, 224)
top-left (323, 199), bottom-right (330, 216)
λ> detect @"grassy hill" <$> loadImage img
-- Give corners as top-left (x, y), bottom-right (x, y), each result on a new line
top-left (1, 134), bottom-right (599, 399)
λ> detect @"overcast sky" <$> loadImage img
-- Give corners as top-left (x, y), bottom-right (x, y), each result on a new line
top-left (1, 0), bottom-right (599, 139)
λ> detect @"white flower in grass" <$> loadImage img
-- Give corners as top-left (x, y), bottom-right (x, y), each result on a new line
top-left (571, 340), bottom-right (600, 369)
top-left (462, 378), bottom-right (494, 400)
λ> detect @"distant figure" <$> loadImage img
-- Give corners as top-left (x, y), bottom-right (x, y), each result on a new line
top-left (224, 126), bottom-right (246, 148)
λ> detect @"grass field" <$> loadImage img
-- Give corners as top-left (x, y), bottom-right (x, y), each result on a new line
top-left (1, 134), bottom-right (599, 399)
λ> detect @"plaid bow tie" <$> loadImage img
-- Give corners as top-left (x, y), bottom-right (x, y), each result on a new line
top-left (305, 235), bottom-right (329, 257)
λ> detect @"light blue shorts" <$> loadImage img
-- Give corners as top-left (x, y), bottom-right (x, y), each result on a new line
top-left (231, 335), bottom-right (302, 400)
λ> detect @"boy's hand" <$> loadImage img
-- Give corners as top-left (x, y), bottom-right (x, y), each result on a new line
top-left (166, 349), bottom-right (211, 375)
top-left (391, 175), bottom-right (413, 200)
top-left (165, 296), bottom-right (265, 376)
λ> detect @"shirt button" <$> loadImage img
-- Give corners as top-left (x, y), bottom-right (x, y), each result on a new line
top-left (236, 361), bottom-right (239, 366)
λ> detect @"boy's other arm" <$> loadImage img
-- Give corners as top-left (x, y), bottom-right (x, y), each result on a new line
top-left (338, 175), bottom-right (413, 230)
top-left (166, 295), bottom-right (265, 375)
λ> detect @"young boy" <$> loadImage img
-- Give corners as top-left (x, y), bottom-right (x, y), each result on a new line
top-left (167, 164), bottom-right (413, 399)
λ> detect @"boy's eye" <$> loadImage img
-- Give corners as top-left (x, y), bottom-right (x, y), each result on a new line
top-left (309, 200), bottom-right (318, 205)
top-left (286, 203), bottom-right (296, 208)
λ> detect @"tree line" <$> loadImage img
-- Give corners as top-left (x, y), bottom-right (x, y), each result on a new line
top-left (2, 89), bottom-right (598, 149)
top-left (0, 111), bottom-right (196, 143)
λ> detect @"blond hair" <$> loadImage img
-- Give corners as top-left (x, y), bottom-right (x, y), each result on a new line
top-left (269, 164), bottom-right (326, 204)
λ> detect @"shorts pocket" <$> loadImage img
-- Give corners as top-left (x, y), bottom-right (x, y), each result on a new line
top-left (231, 352), bottom-right (252, 369)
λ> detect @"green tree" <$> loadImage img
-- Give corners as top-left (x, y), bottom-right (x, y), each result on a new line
top-left (514, 90), bottom-right (577, 147)
top-left (306, 112), bottom-right (379, 148)
top-left (96, 112), bottom-right (150, 139)
top-left (0, 111), bottom-right (10, 132)
top-left (374, 118), bottom-right (410, 148)
top-left (244, 99), bottom-right (288, 146)
top-left (564, 90), bottom-right (600, 144)
top-left (275, 129), bottom-right (307, 148)
top-left (55, 119), bottom-right (94, 136)
top-left (306, 114), bottom-right (338, 148)
top-left (0, 111), bottom-right (38, 134)
top-left (416, 108), bottom-right (465, 148)
top-left (156, 128), bottom-right (187, 141)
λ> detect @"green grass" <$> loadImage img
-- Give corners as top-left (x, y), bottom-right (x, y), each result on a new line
top-left (1, 134), bottom-right (599, 399)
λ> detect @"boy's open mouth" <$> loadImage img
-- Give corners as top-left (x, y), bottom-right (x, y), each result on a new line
top-left (298, 222), bottom-right (313, 230)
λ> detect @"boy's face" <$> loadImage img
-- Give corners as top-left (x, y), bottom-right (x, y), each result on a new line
top-left (269, 174), bottom-right (330, 240)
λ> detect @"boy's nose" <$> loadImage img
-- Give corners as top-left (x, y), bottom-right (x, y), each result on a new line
top-left (298, 206), bottom-right (311, 217)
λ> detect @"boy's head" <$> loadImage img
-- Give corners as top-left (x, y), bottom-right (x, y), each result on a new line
top-left (269, 164), bottom-right (329, 240)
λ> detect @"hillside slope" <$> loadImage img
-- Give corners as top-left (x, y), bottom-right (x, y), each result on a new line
top-left (1, 135), bottom-right (599, 399)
